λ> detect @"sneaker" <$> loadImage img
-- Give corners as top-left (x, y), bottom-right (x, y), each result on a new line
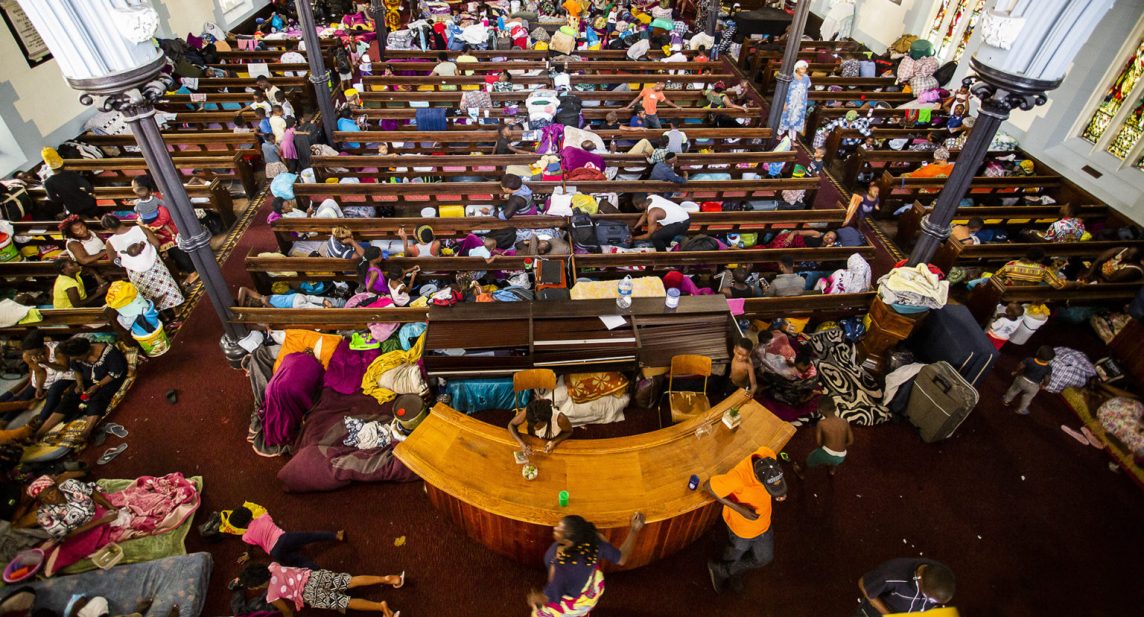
top-left (706, 560), bottom-right (727, 594)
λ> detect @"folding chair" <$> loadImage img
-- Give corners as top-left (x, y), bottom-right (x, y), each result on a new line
top-left (513, 368), bottom-right (557, 411)
top-left (664, 354), bottom-right (712, 426)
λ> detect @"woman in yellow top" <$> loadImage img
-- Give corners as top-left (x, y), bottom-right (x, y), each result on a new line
top-left (52, 256), bottom-right (108, 309)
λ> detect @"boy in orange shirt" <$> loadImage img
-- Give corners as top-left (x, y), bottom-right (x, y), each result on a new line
top-left (626, 83), bottom-right (679, 129)
top-left (704, 446), bottom-right (788, 593)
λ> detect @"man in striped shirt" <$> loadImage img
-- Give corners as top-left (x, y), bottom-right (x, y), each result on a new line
top-left (992, 247), bottom-right (1069, 289)
top-left (858, 558), bottom-right (955, 615)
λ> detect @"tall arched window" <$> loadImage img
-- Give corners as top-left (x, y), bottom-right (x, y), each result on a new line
top-left (925, 0), bottom-right (986, 64)
top-left (1079, 33), bottom-right (1144, 170)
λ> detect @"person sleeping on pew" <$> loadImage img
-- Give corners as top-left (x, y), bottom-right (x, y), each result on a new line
top-left (236, 286), bottom-right (345, 309)
top-left (817, 254), bottom-right (872, 294)
top-left (1081, 247), bottom-right (1143, 284)
top-left (59, 215), bottom-right (107, 267)
top-left (562, 141), bottom-right (607, 175)
top-left (703, 82), bottom-right (747, 112)
top-left (950, 217), bottom-right (985, 246)
top-left (764, 228), bottom-right (863, 249)
top-left (632, 195), bottom-right (692, 252)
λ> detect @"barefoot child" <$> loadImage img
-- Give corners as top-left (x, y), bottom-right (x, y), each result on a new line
top-left (1003, 345), bottom-right (1055, 416)
top-left (793, 398), bottom-right (853, 478)
top-left (222, 503), bottom-right (345, 569)
top-left (234, 561), bottom-right (405, 617)
top-left (727, 337), bottom-right (758, 397)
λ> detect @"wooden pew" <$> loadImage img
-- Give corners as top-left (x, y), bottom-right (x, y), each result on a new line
top-left (874, 170), bottom-right (1064, 216)
top-left (740, 292), bottom-right (876, 320)
top-left (843, 149), bottom-right (1009, 191)
top-left (0, 260), bottom-right (120, 292)
top-left (359, 72), bottom-right (739, 91)
top-left (231, 306), bottom-right (430, 329)
top-left (288, 177), bottom-right (820, 213)
top-left (370, 60), bottom-right (724, 75)
top-left (26, 179), bottom-right (237, 229)
top-left (0, 308), bottom-right (112, 335)
top-left (353, 106), bottom-right (761, 126)
top-left (378, 49), bottom-right (702, 60)
top-left (806, 106), bottom-right (949, 141)
top-left (894, 201), bottom-right (1110, 252)
top-left (806, 89), bottom-right (913, 105)
top-left (60, 154), bottom-right (258, 200)
top-left (931, 237), bottom-right (1144, 276)
top-left (965, 278), bottom-right (1143, 325)
top-left (186, 76), bottom-right (319, 111)
top-left (333, 128), bottom-right (773, 154)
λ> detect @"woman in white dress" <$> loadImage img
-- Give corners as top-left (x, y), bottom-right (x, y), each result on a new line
top-left (101, 215), bottom-right (184, 314)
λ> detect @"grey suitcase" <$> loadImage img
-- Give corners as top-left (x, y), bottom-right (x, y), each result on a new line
top-left (907, 361), bottom-right (979, 442)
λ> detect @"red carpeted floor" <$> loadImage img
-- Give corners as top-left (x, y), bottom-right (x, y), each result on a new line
top-left (81, 176), bottom-right (1144, 616)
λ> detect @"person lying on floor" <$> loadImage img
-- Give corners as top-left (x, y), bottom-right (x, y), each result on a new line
top-left (233, 561), bottom-right (405, 617)
top-left (36, 336), bottom-right (128, 442)
top-left (236, 287), bottom-right (345, 309)
top-left (221, 503), bottom-right (346, 568)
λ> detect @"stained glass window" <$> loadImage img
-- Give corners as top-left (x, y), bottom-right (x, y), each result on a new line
top-left (1106, 96), bottom-right (1144, 159)
top-left (925, 0), bottom-right (985, 63)
top-left (1082, 35), bottom-right (1144, 144)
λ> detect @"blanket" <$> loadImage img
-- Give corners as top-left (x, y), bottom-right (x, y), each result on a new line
top-left (566, 372), bottom-right (629, 404)
top-left (262, 352), bottom-right (325, 448)
top-left (31, 553), bottom-right (212, 617)
top-left (277, 390), bottom-right (417, 493)
top-left (808, 329), bottom-right (893, 426)
top-left (554, 378), bottom-right (627, 427)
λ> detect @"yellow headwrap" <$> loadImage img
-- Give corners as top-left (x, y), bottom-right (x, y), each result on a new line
top-left (42, 147), bottom-right (64, 170)
top-left (105, 281), bottom-right (139, 309)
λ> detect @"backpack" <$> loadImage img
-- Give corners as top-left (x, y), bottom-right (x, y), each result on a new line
top-left (0, 186), bottom-right (31, 221)
top-left (571, 212), bottom-right (598, 249)
top-left (595, 219), bottom-right (632, 247)
top-left (680, 235), bottom-right (719, 252)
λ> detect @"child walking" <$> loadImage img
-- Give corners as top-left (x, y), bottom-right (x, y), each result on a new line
top-left (222, 502), bottom-right (345, 569)
top-left (793, 398), bottom-right (853, 478)
top-left (1003, 346), bottom-right (1055, 416)
top-left (986, 302), bottom-right (1022, 350)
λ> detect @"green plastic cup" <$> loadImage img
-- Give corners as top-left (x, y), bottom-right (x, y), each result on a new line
top-left (558, 490), bottom-right (569, 507)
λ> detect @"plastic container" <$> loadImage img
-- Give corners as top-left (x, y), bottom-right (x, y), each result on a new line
top-left (0, 230), bottom-right (21, 263)
top-left (3, 549), bottom-right (44, 583)
top-left (616, 275), bottom-right (633, 309)
top-left (665, 288), bottom-right (680, 309)
top-left (558, 490), bottom-right (569, 507)
top-left (1009, 309), bottom-right (1049, 345)
top-left (133, 324), bottom-right (170, 357)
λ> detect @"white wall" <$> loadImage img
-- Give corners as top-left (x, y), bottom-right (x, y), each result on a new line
top-left (0, 0), bottom-right (269, 177)
top-left (810, 0), bottom-right (937, 53)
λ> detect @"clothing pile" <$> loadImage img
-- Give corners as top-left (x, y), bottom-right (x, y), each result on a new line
top-left (876, 264), bottom-right (948, 310)
top-left (1045, 347), bottom-right (1097, 393)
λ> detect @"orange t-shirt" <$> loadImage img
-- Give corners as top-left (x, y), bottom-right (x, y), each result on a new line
top-left (709, 446), bottom-right (776, 539)
top-left (640, 87), bottom-right (667, 115)
top-left (905, 162), bottom-right (954, 179)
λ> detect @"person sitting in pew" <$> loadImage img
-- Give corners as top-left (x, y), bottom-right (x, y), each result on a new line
top-left (1025, 203), bottom-right (1086, 243)
top-left (766, 256), bottom-right (807, 297)
top-left (902, 147), bottom-right (954, 179)
top-left (337, 108), bottom-right (363, 150)
top-left (991, 248), bottom-right (1070, 289)
top-left (508, 398), bottom-right (573, 456)
top-left (500, 174), bottom-right (533, 203)
top-left (385, 264), bottom-right (420, 307)
top-left (706, 112), bottom-right (742, 128)
top-left (249, 91), bottom-right (272, 115)
top-left (648, 152), bottom-right (688, 185)
top-left (323, 226), bottom-right (365, 260)
top-left (951, 217), bottom-right (985, 245)
top-left (52, 256), bottom-right (109, 309)
top-left (632, 194), bottom-right (691, 251)
top-left (817, 254), bottom-right (872, 294)
top-left (399, 225), bottom-right (441, 257)
top-left (237, 286), bottom-right (344, 309)
top-left (0, 332), bottom-right (73, 420)
top-left (494, 124), bottom-right (532, 155)
top-left (59, 215), bottom-right (107, 266)
top-left (718, 266), bottom-right (763, 298)
top-left (1081, 247), bottom-right (1143, 283)
top-left (255, 76), bottom-right (281, 106)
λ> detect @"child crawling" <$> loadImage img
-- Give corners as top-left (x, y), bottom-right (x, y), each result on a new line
top-left (232, 561), bottom-right (406, 617)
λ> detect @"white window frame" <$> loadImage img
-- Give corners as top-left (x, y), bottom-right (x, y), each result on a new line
top-left (1070, 17), bottom-right (1144, 173)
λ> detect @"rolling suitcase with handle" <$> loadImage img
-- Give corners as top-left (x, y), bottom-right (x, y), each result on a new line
top-left (907, 361), bottom-right (979, 442)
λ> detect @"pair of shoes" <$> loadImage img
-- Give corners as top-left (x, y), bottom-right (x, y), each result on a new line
top-left (97, 444), bottom-right (128, 465)
top-left (706, 560), bottom-right (727, 594)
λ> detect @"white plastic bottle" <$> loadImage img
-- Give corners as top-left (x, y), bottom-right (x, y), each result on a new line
top-left (617, 275), bottom-right (633, 309)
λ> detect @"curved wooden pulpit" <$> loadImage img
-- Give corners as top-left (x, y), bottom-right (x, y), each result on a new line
top-left (394, 389), bottom-right (795, 570)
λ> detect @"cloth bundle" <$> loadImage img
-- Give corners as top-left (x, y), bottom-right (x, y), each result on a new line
top-left (876, 264), bottom-right (949, 309)
top-left (343, 416), bottom-right (394, 450)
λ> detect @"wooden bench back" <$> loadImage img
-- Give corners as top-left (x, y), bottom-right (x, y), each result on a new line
top-left (966, 277), bottom-right (1142, 325)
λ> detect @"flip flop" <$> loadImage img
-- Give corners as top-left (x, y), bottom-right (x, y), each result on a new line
top-left (1080, 426), bottom-right (1103, 449)
top-left (393, 571), bottom-right (405, 589)
top-left (1060, 425), bottom-right (1089, 446)
top-left (166, 389), bottom-right (178, 405)
top-left (104, 423), bottom-right (129, 438)
top-left (97, 444), bottom-right (128, 465)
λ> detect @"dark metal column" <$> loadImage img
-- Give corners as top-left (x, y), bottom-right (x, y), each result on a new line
top-left (766, 0), bottom-right (812, 133)
top-left (295, 0), bottom-right (338, 144)
top-left (114, 94), bottom-right (248, 344)
top-left (370, 0), bottom-right (388, 60)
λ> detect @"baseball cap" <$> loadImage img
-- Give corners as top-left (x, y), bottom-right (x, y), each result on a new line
top-left (753, 457), bottom-right (788, 498)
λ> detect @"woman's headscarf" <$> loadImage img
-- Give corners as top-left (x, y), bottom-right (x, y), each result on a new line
top-left (27, 475), bottom-right (54, 498)
top-left (414, 225), bottom-right (434, 244)
top-left (828, 254), bottom-right (872, 294)
top-left (57, 214), bottom-right (84, 238)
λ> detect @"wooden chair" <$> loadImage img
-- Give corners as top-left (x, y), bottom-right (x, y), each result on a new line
top-left (664, 354), bottom-right (712, 426)
top-left (513, 368), bottom-right (557, 411)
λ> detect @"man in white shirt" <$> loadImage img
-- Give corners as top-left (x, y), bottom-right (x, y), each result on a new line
top-left (632, 194), bottom-right (691, 251)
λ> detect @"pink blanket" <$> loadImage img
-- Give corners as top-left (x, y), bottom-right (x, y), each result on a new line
top-left (107, 472), bottom-right (200, 542)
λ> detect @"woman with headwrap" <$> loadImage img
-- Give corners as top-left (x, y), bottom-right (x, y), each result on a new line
top-left (41, 147), bottom-right (97, 218)
top-left (527, 513), bottom-right (645, 617)
top-left (819, 254), bottom-right (872, 295)
top-left (777, 60), bottom-right (812, 140)
top-left (399, 225), bottom-right (440, 257)
top-left (903, 147), bottom-right (954, 179)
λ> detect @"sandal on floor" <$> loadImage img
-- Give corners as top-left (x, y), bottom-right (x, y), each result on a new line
top-left (1080, 426), bottom-right (1103, 449)
top-left (393, 571), bottom-right (405, 589)
top-left (1060, 425), bottom-right (1089, 446)
top-left (97, 444), bottom-right (128, 465)
top-left (104, 423), bottom-right (128, 438)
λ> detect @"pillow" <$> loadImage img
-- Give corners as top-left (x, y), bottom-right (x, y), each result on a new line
top-left (273, 330), bottom-right (344, 373)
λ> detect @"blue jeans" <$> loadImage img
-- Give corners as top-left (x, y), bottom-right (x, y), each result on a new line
top-left (644, 114), bottom-right (663, 129)
top-left (717, 525), bottom-right (774, 579)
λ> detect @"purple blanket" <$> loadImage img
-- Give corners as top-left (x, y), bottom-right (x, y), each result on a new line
top-left (323, 339), bottom-right (383, 395)
top-left (262, 352), bottom-right (325, 446)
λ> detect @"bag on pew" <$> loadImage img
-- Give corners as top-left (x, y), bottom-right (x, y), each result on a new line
top-left (680, 235), bottom-right (719, 252)
top-left (595, 220), bottom-right (632, 248)
top-left (536, 258), bottom-right (570, 301)
top-left (840, 59), bottom-right (860, 77)
top-left (571, 212), bottom-right (600, 251)
top-left (0, 185), bottom-right (31, 221)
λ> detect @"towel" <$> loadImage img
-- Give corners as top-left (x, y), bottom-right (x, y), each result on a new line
top-left (415, 108), bottom-right (447, 131)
